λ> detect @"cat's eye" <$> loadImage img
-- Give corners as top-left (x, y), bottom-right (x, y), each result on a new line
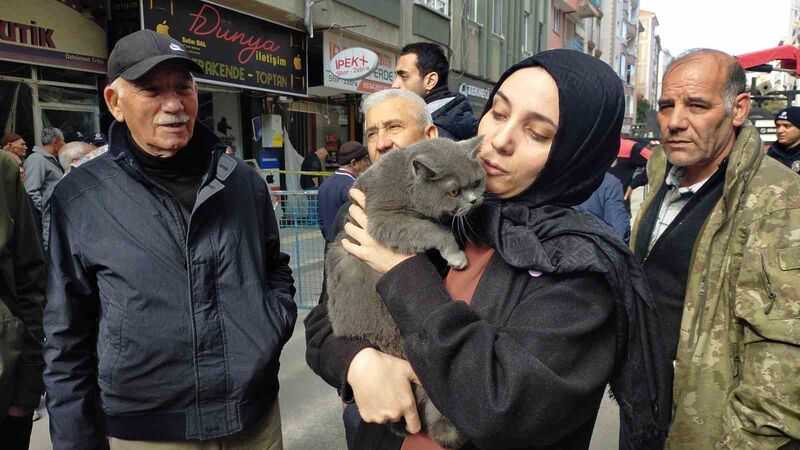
top-left (473, 180), bottom-right (481, 188)
top-left (447, 189), bottom-right (459, 197)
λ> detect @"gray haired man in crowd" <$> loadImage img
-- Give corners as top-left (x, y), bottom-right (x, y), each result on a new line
top-left (44, 29), bottom-right (296, 450)
top-left (57, 141), bottom-right (94, 174)
top-left (24, 127), bottom-right (65, 249)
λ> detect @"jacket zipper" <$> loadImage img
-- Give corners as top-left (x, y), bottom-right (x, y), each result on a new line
top-left (759, 252), bottom-right (777, 315)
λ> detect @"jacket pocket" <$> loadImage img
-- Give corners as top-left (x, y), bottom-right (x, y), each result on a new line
top-left (97, 301), bottom-right (126, 388)
top-left (759, 247), bottom-right (800, 321)
top-left (735, 245), bottom-right (800, 346)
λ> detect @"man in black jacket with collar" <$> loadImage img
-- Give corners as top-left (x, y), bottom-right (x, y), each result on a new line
top-left (43, 30), bottom-right (296, 450)
top-left (392, 42), bottom-right (477, 141)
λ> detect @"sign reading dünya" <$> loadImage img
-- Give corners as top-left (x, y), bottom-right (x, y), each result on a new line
top-left (329, 47), bottom-right (379, 80)
top-left (142, 0), bottom-right (307, 96)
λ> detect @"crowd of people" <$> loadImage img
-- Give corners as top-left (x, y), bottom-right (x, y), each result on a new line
top-left (0, 27), bottom-right (798, 450)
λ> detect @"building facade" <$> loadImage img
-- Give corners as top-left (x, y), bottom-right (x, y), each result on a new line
top-left (1, 0), bottom-right (551, 183)
top-left (597, 0), bottom-right (640, 133)
top-left (635, 10), bottom-right (659, 108)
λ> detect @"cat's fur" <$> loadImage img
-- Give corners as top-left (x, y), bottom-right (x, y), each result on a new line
top-left (326, 136), bottom-right (485, 450)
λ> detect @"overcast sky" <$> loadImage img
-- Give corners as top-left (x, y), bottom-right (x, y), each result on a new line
top-left (639, 0), bottom-right (792, 56)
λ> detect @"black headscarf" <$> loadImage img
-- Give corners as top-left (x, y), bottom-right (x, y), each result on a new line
top-left (476, 49), bottom-right (672, 442)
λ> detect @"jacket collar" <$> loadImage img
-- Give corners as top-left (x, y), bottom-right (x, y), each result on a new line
top-left (107, 120), bottom-right (224, 178)
top-left (107, 120), bottom-right (234, 212)
top-left (32, 146), bottom-right (60, 163)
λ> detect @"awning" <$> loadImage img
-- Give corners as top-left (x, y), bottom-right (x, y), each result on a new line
top-left (736, 45), bottom-right (800, 76)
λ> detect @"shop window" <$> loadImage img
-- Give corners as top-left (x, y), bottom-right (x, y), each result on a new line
top-left (0, 60), bottom-right (32, 79)
top-left (0, 80), bottom-right (35, 149)
top-left (37, 66), bottom-right (97, 87)
top-left (198, 88), bottom-right (243, 155)
top-left (41, 109), bottom-right (99, 143)
top-left (38, 85), bottom-right (97, 106)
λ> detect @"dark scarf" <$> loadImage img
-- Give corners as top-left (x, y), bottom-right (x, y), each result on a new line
top-left (126, 129), bottom-right (213, 212)
top-left (424, 84), bottom-right (454, 104)
top-left (475, 49), bottom-right (672, 442)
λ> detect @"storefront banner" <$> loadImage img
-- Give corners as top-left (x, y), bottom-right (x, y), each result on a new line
top-left (142, 0), bottom-right (307, 96)
top-left (0, 0), bottom-right (107, 73)
top-left (323, 33), bottom-right (396, 94)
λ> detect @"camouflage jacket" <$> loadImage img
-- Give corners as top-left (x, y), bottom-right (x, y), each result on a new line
top-left (632, 123), bottom-right (800, 449)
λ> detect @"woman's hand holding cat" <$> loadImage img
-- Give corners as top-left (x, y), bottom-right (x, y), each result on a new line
top-left (347, 348), bottom-right (422, 434)
top-left (342, 189), bottom-right (413, 274)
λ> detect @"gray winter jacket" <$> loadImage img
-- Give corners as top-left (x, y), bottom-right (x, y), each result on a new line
top-left (23, 147), bottom-right (64, 249)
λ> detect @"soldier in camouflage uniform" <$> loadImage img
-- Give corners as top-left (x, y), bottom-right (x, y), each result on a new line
top-left (632, 49), bottom-right (800, 449)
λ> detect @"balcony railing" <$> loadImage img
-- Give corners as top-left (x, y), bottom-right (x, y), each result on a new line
top-left (569, 37), bottom-right (585, 52)
top-left (577, 0), bottom-right (602, 19)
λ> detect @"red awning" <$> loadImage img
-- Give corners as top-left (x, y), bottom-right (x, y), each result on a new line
top-left (736, 45), bottom-right (800, 76)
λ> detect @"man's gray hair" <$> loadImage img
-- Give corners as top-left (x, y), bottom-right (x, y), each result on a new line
top-left (664, 48), bottom-right (747, 115)
top-left (361, 89), bottom-right (432, 130)
top-left (42, 127), bottom-right (64, 145)
top-left (58, 141), bottom-right (93, 173)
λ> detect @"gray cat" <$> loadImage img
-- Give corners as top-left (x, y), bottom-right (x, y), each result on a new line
top-left (326, 136), bottom-right (485, 450)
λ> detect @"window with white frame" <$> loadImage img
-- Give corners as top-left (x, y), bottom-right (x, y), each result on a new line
top-left (415, 0), bottom-right (449, 16)
top-left (523, 12), bottom-right (530, 51)
top-left (553, 6), bottom-right (561, 33)
top-left (492, 0), bottom-right (504, 35)
top-left (467, 0), bottom-right (479, 21)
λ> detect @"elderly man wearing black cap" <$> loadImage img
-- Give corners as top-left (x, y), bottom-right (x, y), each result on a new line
top-left (317, 141), bottom-right (370, 241)
top-left (43, 29), bottom-right (296, 450)
top-left (768, 106), bottom-right (800, 173)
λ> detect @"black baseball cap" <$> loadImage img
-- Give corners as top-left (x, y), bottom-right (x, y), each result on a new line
top-left (108, 29), bottom-right (203, 81)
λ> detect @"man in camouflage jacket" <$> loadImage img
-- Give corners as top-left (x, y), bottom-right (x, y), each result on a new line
top-left (632, 49), bottom-right (800, 449)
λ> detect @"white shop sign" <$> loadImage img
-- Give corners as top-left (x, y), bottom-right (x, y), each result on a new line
top-left (323, 33), bottom-right (397, 94)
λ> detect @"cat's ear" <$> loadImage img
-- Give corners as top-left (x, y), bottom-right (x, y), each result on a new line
top-left (463, 135), bottom-right (484, 159)
top-left (411, 153), bottom-right (439, 180)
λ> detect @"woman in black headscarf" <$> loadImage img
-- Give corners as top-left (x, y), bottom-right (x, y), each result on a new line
top-left (306, 49), bottom-right (671, 450)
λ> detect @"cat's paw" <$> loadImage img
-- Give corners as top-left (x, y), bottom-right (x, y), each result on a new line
top-left (443, 250), bottom-right (468, 270)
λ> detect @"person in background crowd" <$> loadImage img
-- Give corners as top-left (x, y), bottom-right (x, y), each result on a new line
top-left (317, 141), bottom-right (370, 241)
top-left (307, 87), bottom-right (439, 449)
top-left (309, 50), bottom-right (670, 450)
top-left (631, 49), bottom-right (800, 449)
top-left (575, 172), bottom-right (631, 243)
top-left (0, 150), bottom-right (46, 450)
top-left (58, 141), bottom-right (94, 174)
top-left (43, 29), bottom-right (296, 450)
top-left (1, 132), bottom-right (28, 174)
top-left (24, 127), bottom-right (65, 250)
top-left (610, 137), bottom-right (652, 210)
top-left (301, 147), bottom-right (329, 190)
top-left (768, 106), bottom-right (800, 173)
top-left (89, 132), bottom-right (107, 148)
top-left (392, 42), bottom-right (477, 141)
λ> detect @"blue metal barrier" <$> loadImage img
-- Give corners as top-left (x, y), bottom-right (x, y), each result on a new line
top-left (273, 190), bottom-right (325, 309)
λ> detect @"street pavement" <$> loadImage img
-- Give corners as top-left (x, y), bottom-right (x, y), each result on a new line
top-left (28, 189), bottom-right (646, 450)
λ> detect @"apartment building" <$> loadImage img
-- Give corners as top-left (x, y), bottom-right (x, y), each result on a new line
top-left (636, 10), bottom-right (660, 108)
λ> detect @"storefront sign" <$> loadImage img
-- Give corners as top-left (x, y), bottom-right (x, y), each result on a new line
top-left (142, 0), bottom-right (307, 96)
top-left (0, 0), bottom-right (107, 73)
top-left (329, 47), bottom-right (379, 80)
top-left (458, 82), bottom-right (491, 100)
top-left (323, 33), bottom-right (396, 94)
top-left (449, 73), bottom-right (494, 114)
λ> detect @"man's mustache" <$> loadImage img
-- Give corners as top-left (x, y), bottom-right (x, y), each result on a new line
top-left (154, 114), bottom-right (190, 125)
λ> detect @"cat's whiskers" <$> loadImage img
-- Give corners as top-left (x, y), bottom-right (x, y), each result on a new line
top-left (462, 215), bottom-right (477, 245)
